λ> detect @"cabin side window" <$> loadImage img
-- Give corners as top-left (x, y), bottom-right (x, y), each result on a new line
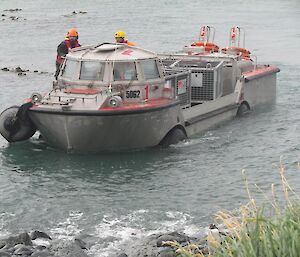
top-left (113, 62), bottom-right (137, 81)
top-left (141, 59), bottom-right (160, 80)
top-left (62, 59), bottom-right (77, 79)
top-left (80, 61), bottom-right (104, 81)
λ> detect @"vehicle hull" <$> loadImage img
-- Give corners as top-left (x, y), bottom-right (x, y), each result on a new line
top-left (29, 102), bottom-right (183, 152)
top-left (244, 71), bottom-right (277, 107)
top-left (182, 93), bottom-right (239, 137)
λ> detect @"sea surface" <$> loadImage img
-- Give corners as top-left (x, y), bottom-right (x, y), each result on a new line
top-left (0, 0), bottom-right (299, 256)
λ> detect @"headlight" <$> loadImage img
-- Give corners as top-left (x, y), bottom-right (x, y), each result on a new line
top-left (31, 93), bottom-right (42, 103)
top-left (107, 96), bottom-right (123, 108)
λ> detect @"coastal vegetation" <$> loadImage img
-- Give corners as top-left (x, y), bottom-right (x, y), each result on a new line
top-left (163, 162), bottom-right (300, 257)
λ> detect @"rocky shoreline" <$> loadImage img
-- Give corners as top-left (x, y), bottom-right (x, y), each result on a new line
top-left (115, 231), bottom-right (209, 257)
top-left (0, 230), bottom-right (92, 257)
top-left (0, 225), bottom-right (228, 257)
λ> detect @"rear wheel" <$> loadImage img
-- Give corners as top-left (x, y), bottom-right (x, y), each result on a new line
top-left (237, 102), bottom-right (250, 116)
top-left (159, 128), bottom-right (187, 147)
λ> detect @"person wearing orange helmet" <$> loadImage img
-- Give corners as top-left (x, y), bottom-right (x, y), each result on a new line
top-left (55, 28), bottom-right (81, 78)
top-left (114, 31), bottom-right (135, 46)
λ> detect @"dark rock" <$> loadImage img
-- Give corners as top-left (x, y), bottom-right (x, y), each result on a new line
top-left (17, 72), bottom-right (26, 76)
top-left (156, 232), bottom-right (190, 247)
top-left (30, 231), bottom-right (52, 241)
top-left (117, 231), bottom-right (202, 257)
top-left (69, 10), bottom-right (87, 15)
top-left (1, 67), bottom-right (9, 71)
top-left (74, 238), bottom-right (87, 250)
top-left (0, 242), bottom-right (5, 249)
top-left (1, 14), bottom-right (5, 17)
top-left (15, 67), bottom-right (23, 72)
top-left (49, 240), bottom-right (89, 257)
top-left (117, 254), bottom-right (128, 257)
top-left (157, 249), bottom-right (175, 257)
top-left (4, 9), bottom-right (22, 12)
top-left (13, 244), bottom-right (24, 250)
top-left (73, 234), bottom-right (98, 250)
top-left (34, 246), bottom-right (47, 251)
top-left (2, 233), bottom-right (32, 249)
top-left (119, 233), bottom-right (168, 257)
top-left (31, 249), bottom-right (52, 257)
top-left (9, 16), bottom-right (19, 20)
top-left (21, 231), bottom-right (34, 244)
top-left (13, 245), bottom-right (33, 255)
top-left (33, 70), bottom-right (38, 73)
top-left (0, 250), bottom-right (11, 257)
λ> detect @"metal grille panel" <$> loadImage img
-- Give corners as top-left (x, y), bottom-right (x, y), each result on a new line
top-left (191, 70), bottom-right (214, 101)
top-left (162, 58), bottom-right (223, 103)
top-left (164, 69), bottom-right (191, 107)
top-left (176, 77), bottom-right (190, 106)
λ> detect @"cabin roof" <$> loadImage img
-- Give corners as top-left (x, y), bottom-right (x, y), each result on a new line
top-left (67, 43), bottom-right (157, 61)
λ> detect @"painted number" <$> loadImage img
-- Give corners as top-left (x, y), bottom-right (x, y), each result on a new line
top-left (126, 90), bottom-right (140, 98)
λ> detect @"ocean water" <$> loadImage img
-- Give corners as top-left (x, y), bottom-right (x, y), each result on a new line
top-left (0, 0), bottom-right (299, 256)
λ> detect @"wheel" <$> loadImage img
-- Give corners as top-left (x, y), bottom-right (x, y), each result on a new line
top-left (0, 106), bottom-right (36, 142)
top-left (237, 102), bottom-right (250, 116)
top-left (159, 128), bottom-right (187, 147)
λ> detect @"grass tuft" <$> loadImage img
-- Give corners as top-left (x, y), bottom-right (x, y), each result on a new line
top-left (212, 161), bottom-right (300, 257)
top-left (164, 161), bottom-right (300, 257)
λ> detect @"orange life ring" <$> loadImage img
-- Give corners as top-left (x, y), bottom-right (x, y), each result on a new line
top-left (222, 46), bottom-right (251, 57)
top-left (191, 42), bottom-right (219, 52)
top-left (221, 46), bottom-right (251, 59)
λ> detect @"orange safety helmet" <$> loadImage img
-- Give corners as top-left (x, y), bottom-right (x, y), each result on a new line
top-left (67, 28), bottom-right (79, 38)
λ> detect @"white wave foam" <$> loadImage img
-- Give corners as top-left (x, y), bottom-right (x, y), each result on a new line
top-left (50, 211), bottom-right (83, 240)
top-left (32, 238), bottom-right (51, 247)
top-left (89, 210), bottom-right (203, 257)
top-left (0, 212), bottom-right (15, 238)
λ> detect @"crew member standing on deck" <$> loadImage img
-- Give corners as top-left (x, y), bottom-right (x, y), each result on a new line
top-left (114, 31), bottom-right (135, 46)
top-left (55, 28), bottom-right (81, 79)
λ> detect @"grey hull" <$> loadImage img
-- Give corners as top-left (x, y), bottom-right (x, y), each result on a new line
top-left (244, 73), bottom-right (277, 108)
top-left (29, 103), bottom-right (183, 152)
top-left (182, 93), bottom-right (239, 137)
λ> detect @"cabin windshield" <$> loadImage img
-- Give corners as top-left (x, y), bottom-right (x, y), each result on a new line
top-left (62, 59), bottom-right (77, 79)
top-left (141, 59), bottom-right (160, 80)
top-left (113, 62), bottom-right (137, 81)
top-left (80, 61), bottom-right (105, 81)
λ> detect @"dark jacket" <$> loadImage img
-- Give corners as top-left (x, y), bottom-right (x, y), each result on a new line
top-left (55, 39), bottom-right (80, 78)
top-left (56, 39), bottom-right (80, 65)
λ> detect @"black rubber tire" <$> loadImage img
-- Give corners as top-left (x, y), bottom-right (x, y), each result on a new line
top-left (237, 103), bottom-right (250, 116)
top-left (0, 106), bottom-right (36, 142)
top-left (159, 128), bottom-right (187, 147)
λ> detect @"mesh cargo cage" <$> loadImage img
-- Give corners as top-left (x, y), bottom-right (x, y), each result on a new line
top-left (164, 68), bottom-right (191, 108)
top-left (162, 59), bottom-right (224, 103)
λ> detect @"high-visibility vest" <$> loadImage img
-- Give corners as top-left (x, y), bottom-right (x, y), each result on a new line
top-left (56, 39), bottom-right (80, 65)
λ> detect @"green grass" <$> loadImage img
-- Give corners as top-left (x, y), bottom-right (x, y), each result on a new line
top-left (213, 204), bottom-right (300, 257)
top-left (163, 162), bottom-right (300, 257)
top-left (212, 162), bottom-right (300, 257)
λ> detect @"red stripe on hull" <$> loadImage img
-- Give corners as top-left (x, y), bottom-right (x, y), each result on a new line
top-left (64, 89), bottom-right (100, 94)
top-left (243, 66), bottom-right (278, 78)
top-left (100, 98), bottom-right (175, 111)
